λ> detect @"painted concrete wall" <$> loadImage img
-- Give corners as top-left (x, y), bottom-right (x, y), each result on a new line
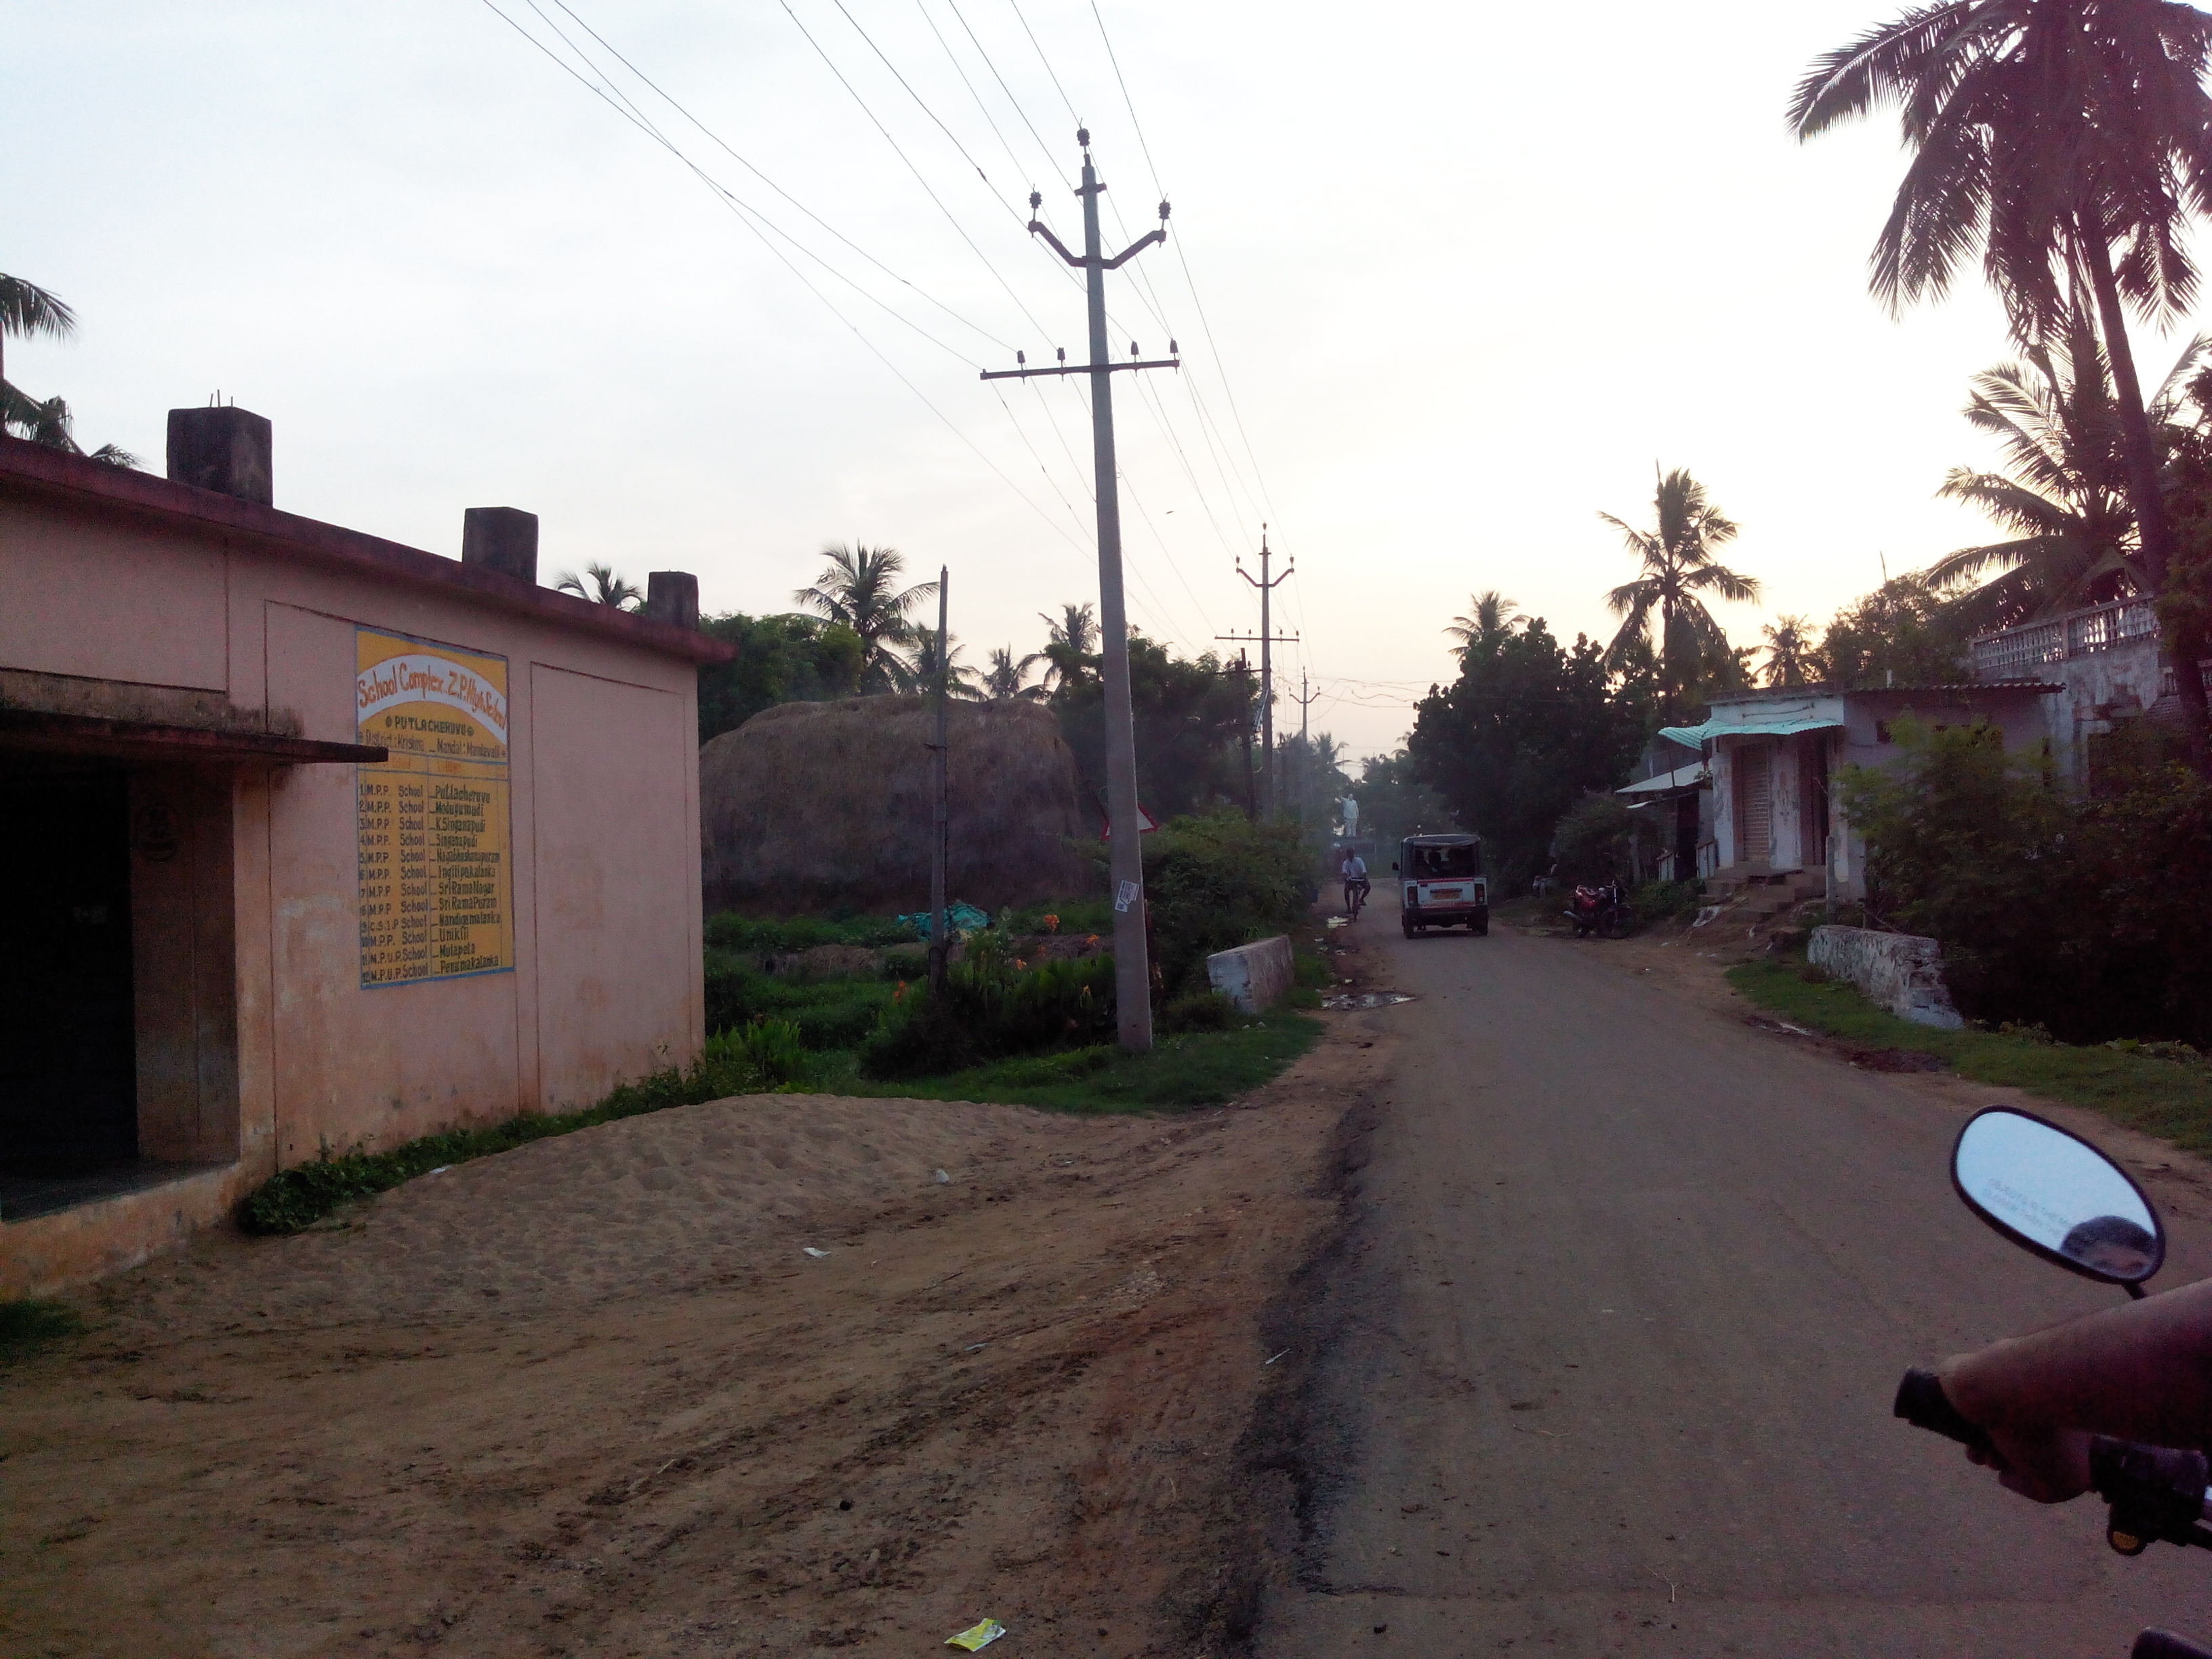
top-left (1808, 925), bottom-right (1964, 1029)
top-left (0, 480), bottom-right (706, 1292)
top-left (1208, 936), bottom-right (1295, 1015)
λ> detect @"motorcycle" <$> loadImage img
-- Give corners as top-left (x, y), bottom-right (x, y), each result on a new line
top-left (1564, 878), bottom-right (1634, 939)
top-left (1896, 1106), bottom-right (2212, 1658)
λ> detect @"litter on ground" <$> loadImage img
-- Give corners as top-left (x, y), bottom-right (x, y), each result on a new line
top-left (946, 1617), bottom-right (1007, 1650)
top-left (802, 1247), bottom-right (830, 1259)
top-left (1322, 991), bottom-right (1416, 1011)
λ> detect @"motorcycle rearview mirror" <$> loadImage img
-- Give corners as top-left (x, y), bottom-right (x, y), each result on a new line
top-left (1951, 1107), bottom-right (2166, 1296)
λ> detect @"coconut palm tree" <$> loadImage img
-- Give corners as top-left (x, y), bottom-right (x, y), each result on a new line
top-left (983, 645), bottom-right (1044, 701)
top-left (0, 274), bottom-right (75, 398)
top-left (555, 562), bottom-right (642, 609)
top-left (1601, 468), bottom-right (1760, 716)
top-left (1443, 591), bottom-right (1525, 661)
top-left (907, 630), bottom-right (982, 699)
top-left (1, 275), bottom-right (138, 468)
top-left (1923, 306), bottom-right (2211, 630)
top-left (1760, 617), bottom-right (1818, 687)
top-left (1789, 0), bottom-right (2212, 758)
top-left (795, 543), bottom-right (937, 693)
top-left (1036, 600), bottom-right (1099, 692)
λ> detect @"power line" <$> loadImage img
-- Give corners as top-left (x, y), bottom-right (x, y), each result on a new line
top-left (541, 0), bottom-right (1015, 355)
top-left (476, 0), bottom-right (1101, 577)
top-left (777, 0), bottom-right (1061, 342)
top-left (1004, 0), bottom-right (1082, 123)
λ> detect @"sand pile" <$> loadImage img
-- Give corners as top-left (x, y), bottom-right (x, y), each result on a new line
top-left (113, 1094), bottom-right (1105, 1332)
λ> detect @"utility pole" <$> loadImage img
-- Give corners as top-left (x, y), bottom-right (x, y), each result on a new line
top-left (1233, 650), bottom-right (1256, 822)
top-left (981, 131), bottom-right (1175, 1052)
top-left (928, 567), bottom-right (950, 994)
top-left (1230, 529), bottom-right (1294, 816)
top-left (1288, 666), bottom-right (1322, 823)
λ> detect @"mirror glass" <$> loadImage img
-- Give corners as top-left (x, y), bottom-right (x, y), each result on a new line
top-left (1952, 1109), bottom-right (2163, 1282)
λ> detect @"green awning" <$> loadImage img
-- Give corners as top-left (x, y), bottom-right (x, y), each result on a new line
top-left (1659, 715), bottom-right (1841, 747)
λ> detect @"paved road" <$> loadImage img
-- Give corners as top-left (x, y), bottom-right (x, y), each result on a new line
top-left (1258, 919), bottom-right (2211, 1658)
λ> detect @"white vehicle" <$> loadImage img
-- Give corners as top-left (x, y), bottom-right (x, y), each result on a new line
top-left (1397, 834), bottom-right (1487, 937)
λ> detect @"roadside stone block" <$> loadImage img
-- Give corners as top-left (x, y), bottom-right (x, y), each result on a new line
top-left (1808, 925), bottom-right (1964, 1029)
top-left (1207, 935), bottom-right (1294, 1015)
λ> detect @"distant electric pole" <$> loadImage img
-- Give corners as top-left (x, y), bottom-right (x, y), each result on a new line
top-left (981, 131), bottom-right (1176, 1052)
top-left (1217, 528), bottom-right (1296, 818)
top-left (1290, 665), bottom-right (1321, 822)
top-left (928, 566), bottom-right (950, 994)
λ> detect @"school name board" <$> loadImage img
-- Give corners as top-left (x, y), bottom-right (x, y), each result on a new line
top-left (355, 628), bottom-right (516, 987)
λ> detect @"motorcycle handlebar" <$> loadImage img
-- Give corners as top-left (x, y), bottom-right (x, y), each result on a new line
top-left (1894, 1367), bottom-right (1993, 1454)
top-left (1896, 1368), bottom-right (2212, 1553)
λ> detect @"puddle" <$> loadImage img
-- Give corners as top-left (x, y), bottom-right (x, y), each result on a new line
top-left (1322, 991), bottom-right (1416, 1010)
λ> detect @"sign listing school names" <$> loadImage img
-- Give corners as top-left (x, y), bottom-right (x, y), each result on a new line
top-left (354, 628), bottom-right (516, 988)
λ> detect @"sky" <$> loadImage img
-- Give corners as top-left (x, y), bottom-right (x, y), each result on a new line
top-left (12, 0), bottom-right (2208, 762)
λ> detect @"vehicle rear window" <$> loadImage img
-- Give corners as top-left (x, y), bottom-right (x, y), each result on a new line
top-left (1410, 844), bottom-right (1479, 878)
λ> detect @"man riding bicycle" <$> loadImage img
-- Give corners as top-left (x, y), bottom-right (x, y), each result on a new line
top-left (1338, 846), bottom-right (1370, 918)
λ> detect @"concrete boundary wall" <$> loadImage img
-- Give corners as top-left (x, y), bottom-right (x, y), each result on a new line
top-left (1808, 926), bottom-right (1964, 1030)
top-left (1208, 936), bottom-right (1294, 1015)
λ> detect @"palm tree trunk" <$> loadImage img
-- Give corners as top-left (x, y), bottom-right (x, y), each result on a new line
top-left (2078, 224), bottom-right (2212, 773)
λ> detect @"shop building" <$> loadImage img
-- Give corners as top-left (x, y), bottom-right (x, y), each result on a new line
top-left (0, 412), bottom-right (730, 1294)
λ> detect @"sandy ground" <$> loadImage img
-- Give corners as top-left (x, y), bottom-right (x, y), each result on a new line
top-left (1, 964), bottom-right (1397, 1659)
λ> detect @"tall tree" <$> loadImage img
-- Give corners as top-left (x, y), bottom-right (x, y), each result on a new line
top-left (1790, 0), bottom-right (2212, 760)
top-left (1050, 636), bottom-right (1255, 821)
top-left (1761, 616), bottom-right (1818, 687)
top-left (1, 275), bottom-right (138, 467)
top-left (1036, 601), bottom-right (1099, 692)
top-left (1600, 467), bottom-right (1760, 718)
top-left (695, 613), bottom-right (865, 743)
top-left (982, 645), bottom-right (1044, 701)
top-left (795, 543), bottom-right (937, 693)
top-left (1444, 591), bottom-right (1526, 661)
top-left (555, 562), bottom-right (642, 609)
top-left (908, 630), bottom-right (983, 699)
top-left (1410, 619), bottom-right (1646, 892)
top-left (1814, 572), bottom-right (1975, 687)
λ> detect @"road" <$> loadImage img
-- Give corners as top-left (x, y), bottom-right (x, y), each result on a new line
top-left (1256, 918), bottom-right (2212, 1658)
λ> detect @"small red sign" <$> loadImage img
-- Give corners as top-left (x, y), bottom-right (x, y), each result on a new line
top-left (1101, 804), bottom-right (1162, 838)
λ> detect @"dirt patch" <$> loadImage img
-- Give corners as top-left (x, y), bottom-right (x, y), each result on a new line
top-left (0, 985), bottom-right (1397, 1658)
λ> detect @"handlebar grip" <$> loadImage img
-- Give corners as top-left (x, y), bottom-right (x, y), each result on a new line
top-left (1894, 1367), bottom-right (1993, 1453)
top-left (2133, 1633), bottom-right (2212, 1659)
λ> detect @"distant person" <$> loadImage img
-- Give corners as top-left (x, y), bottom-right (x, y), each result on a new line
top-left (1338, 846), bottom-right (1369, 916)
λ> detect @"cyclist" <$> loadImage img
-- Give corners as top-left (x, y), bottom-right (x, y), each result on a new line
top-left (1338, 846), bottom-right (1370, 918)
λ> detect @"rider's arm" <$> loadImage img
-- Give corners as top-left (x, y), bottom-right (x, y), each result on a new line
top-left (1939, 1277), bottom-right (2212, 1501)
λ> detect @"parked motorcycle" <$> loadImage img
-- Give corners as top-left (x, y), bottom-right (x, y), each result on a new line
top-left (1564, 878), bottom-right (1635, 939)
top-left (1896, 1107), bottom-right (2211, 1658)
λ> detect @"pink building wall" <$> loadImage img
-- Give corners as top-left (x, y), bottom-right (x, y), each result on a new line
top-left (0, 436), bottom-right (725, 1294)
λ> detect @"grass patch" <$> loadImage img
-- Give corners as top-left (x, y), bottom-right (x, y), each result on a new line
top-left (239, 1044), bottom-right (787, 1236)
top-left (827, 1012), bottom-right (1322, 1114)
top-left (0, 1298), bottom-right (84, 1362)
top-left (1728, 959), bottom-right (2212, 1154)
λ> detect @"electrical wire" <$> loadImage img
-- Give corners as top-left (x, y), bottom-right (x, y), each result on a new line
top-left (777, 0), bottom-right (1061, 342)
top-left (476, 0), bottom-right (1102, 576)
top-left (1004, 0), bottom-right (1082, 124)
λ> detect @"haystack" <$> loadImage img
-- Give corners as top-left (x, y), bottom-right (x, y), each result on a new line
top-left (700, 695), bottom-right (1093, 916)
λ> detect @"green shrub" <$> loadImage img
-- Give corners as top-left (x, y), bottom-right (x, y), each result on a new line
top-left (703, 912), bottom-right (913, 953)
top-left (703, 958), bottom-right (895, 1048)
top-left (1843, 716), bottom-right (2212, 1046)
top-left (1142, 813), bottom-right (1311, 998)
top-left (860, 935), bottom-right (1118, 1080)
top-left (0, 1298), bottom-right (83, 1361)
top-left (1632, 878), bottom-right (1704, 922)
top-left (1554, 792), bottom-right (1634, 884)
top-left (1160, 989), bottom-right (1235, 1033)
top-left (710, 1018), bottom-right (808, 1086)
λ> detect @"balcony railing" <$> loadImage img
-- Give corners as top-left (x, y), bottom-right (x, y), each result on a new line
top-left (1971, 598), bottom-right (2157, 680)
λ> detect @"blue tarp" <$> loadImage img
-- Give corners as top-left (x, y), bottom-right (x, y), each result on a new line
top-left (897, 901), bottom-right (992, 940)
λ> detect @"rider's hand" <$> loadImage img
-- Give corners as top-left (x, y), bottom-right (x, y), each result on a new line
top-left (1940, 1351), bottom-right (2094, 1502)
top-left (1963, 1420), bottom-right (2093, 1504)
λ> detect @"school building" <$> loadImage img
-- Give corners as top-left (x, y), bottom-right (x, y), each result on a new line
top-left (0, 410), bottom-right (730, 1294)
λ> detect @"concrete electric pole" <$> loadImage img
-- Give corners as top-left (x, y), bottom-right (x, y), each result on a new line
top-left (928, 566), bottom-right (950, 994)
top-left (981, 131), bottom-right (1176, 1052)
top-left (1217, 527), bottom-right (1296, 818)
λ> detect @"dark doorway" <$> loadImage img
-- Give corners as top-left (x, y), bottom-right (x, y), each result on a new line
top-left (1675, 795), bottom-right (1699, 880)
top-left (0, 770), bottom-right (138, 1177)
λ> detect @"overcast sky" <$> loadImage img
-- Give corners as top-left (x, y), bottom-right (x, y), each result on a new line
top-left (13, 1), bottom-right (2205, 760)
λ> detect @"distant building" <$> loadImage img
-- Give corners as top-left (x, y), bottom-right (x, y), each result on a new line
top-left (1622, 681), bottom-right (2058, 904)
top-left (1969, 596), bottom-right (2204, 783)
top-left (0, 413), bottom-right (731, 1294)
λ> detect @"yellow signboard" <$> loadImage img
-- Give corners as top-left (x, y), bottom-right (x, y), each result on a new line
top-left (355, 627), bottom-right (514, 987)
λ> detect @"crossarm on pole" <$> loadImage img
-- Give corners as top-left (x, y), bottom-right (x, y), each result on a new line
top-left (1027, 221), bottom-right (1083, 266)
top-left (1103, 228), bottom-right (1166, 269)
top-left (979, 357), bottom-right (1180, 382)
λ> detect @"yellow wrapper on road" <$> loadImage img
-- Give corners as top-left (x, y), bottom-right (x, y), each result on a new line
top-left (945, 1618), bottom-right (1007, 1651)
